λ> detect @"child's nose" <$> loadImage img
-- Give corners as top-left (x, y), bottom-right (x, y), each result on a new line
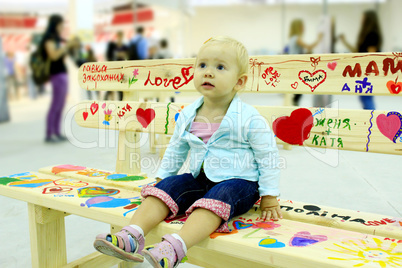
top-left (204, 68), bottom-right (214, 78)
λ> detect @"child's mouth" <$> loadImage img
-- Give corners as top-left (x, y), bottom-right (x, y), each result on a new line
top-left (202, 82), bottom-right (214, 88)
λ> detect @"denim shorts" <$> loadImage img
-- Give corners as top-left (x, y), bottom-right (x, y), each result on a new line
top-left (141, 171), bottom-right (260, 232)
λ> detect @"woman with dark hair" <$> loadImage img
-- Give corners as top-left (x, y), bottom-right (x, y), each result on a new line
top-left (40, 14), bottom-right (75, 142)
top-left (339, 10), bottom-right (382, 110)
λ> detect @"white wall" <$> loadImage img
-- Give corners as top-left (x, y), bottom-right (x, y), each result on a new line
top-left (184, 1), bottom-right (401, 57)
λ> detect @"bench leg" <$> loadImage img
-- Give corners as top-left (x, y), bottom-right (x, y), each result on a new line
top-left (28, 204), bottom-right (67, 268)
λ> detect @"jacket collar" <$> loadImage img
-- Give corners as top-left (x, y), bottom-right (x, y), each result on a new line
top-left (182, 94), bottom-right (241, 132)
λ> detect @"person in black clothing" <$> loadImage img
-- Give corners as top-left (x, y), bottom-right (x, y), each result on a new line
top-left (339, 10), bottom-right (382, 110)
top-left (104, 31), bottom-right (127, 101)
top-left (40, 14), bottom-right (76, 143)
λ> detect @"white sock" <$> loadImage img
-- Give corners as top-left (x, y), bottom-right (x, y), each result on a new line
top-left (129, 224), bottom-right (145, 237)
top-left (172, 233), bottom-right (188, 254)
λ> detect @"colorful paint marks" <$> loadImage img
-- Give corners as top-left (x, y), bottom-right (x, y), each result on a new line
top-left (83, 196), bottom-right (131, 208)
top-left (77, 186), bottom-right (120, 198)
top-left (90, 102), bottom-right (99, 115)
top-left (116, 103), bottom-right (132, 119)
top-left (106, 174), bottom-right (145, 181)
top-left (376, 112), bottom-right (402, 143)
top-left (52, 165), bottom-right (86, 174)
top-left (54, 179), bottom-right (88, 188)
top-left (259, 238), bottom-right (286, 248)
top-left (42, 186), bottom-right (73, 194)
top-left (386, 79), bottom-right (402, 94)
top-left (262, 67), bottom-right (281, 87)
top-left (102, 109), bottom-right (112, 125)
top-left (327, 238), bottom-right (402, 267)
top-left (128, 69), bottom-right (139, 88)
top-left (272, 108), bottom-right (314, 145)
top-left (136, 108), bottom-right (155, 128)
top-left (249, 58), bottom-right (264, 91)
top-left (327, 61), bottom-right (337, 71)
top-left (0, 177), bottom-right (22, 185)
top-left (298, 70), bottom-right (327, 92)
top-left (289, 231), bottom-right (328, 247)
top-left (9, 179), bottom-right (53, 188)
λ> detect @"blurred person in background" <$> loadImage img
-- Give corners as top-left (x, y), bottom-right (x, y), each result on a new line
top-left (104, 31), bottom-right (127, 101)
top-left (4, 51), bottom-right (19, 101)
top-left (339, 10), bottom-right (382, 110)
top-left (288, 19), bottom-right (323, 106)
top-left (153, 39), bottom-right (173, 60)
top-left (85, 45), bottom-right (100, 100)
top-left (128, 26), bottom-right (148, 61)
top-left (0, 37), bottom-right (10, 123)
top-left (40, 14), bottom-right (76, 143)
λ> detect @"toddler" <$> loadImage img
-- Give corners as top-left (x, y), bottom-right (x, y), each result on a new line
top-left (94, 36), bottom-right (281, 268)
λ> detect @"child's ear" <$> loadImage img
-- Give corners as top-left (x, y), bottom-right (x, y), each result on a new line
top-left (234, 74), bottom-right (248, 91)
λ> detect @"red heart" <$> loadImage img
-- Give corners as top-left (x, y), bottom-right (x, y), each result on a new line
top-left (327, 62), bottom-right (337, 71)
top-left (42, 186), bottom-right (73, 194)
top-left (90, 102), bottom-right (99, 115)
top-left (273, 108), bottom-right (314, 145)
top-left (291, 82), bottom-right (298, 89)
top-left (298, 70), bottom-right (327, 92)
top-left (83, 111), bottom-right (88, 121)
top-left (136, 108), bottom-right (156, 128)
top-left (386, 80), bottom-right (402, 94)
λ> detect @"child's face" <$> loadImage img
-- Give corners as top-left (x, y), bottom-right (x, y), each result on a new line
top-left (194, 43), bottom-right (244, 102)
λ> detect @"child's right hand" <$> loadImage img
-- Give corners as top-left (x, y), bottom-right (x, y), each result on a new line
top-left (156, 177), bottom-right (162, 183)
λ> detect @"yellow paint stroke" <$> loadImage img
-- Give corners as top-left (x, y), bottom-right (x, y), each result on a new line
top-left (326, 238), bottom-right (402, 267)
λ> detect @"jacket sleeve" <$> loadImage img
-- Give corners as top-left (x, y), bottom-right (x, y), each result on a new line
top-left (156, 113), bottom-right (190, 179)
top-left (246, 113), bottom-right (280, 196)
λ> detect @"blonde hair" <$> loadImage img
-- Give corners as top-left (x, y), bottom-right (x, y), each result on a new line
top-left (198, 36), bottom-right (249, 76)
top-left (289, 19), bottom-right (304, 37)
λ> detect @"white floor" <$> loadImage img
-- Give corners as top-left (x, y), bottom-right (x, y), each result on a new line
top-left (1, 92), bottom-right (401, 267)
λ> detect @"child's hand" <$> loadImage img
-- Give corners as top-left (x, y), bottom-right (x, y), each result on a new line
top-left (260, 195), bottom-right (282, 221)
top-left (155, 177), bottom-right (162, 183)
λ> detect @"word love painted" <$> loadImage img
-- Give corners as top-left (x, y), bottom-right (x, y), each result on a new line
top-left (82, 64), bottom-right (124, 83)
top-left (144, 67), bottom-right (193, 90)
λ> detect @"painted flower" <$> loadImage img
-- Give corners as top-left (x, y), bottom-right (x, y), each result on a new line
top-left (133, 69), bottom-right (139, 77)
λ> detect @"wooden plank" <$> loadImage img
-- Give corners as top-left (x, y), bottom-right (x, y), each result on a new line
top-left (38, 165), bottom-right (155, 191)
top-left (2, 173), bottom-right (402, 267)
top-left (62, 252), bottom-right (122, 268)
top-left (75, 100), bottom-right (402, 155)
top-left (78, 53), bottom-right (402, 96)
top-left (28, 203), bottom-right (67, 268)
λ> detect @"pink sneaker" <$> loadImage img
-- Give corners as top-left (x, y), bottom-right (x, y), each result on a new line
top-left (143, 234), bottom-right (187, 268)
top-left (94, 226), bottom-right (145, 262)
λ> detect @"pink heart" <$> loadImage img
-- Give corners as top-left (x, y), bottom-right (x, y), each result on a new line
top-left (327, 62), bottom-right (337, 71)
top-left (376, 114), bottom-right (402, 143)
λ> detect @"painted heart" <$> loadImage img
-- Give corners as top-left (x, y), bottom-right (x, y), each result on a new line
top-left (42, 186), bottom-right (73, 194)
top-left (102, 103), bottom-right (106, 109)
top-left (84, 196), bottom-right (131, 208)
top-left (273, 108), bottom-right (314, 145)
top-left (291, 82), bottom-right (298, 89)
top-left (386, 80), bottom-right (402, 94)
top-left (258, 238), bottom-right (285, 248)
top-left (90, 102), bottom-right (99, 115)
top-left (83, 111), bottom-right (88, 121)
top-left (233, 220), bottom-right (253, 230)
top-left (290, 231), bottom-right (328, 247)
top-left (376, 112), bottom-right (402, 143)
top-left (54, 179), bottom-right (89, 187)
top-left (327, 61), bottom-right (337, 71)
top-left (298, 70), bottom-right (327, 92)
top-left (9, 179), bottom-right (53, 188)
top-left (181, 66), bottom-right (194, 83)
top-left (52, 165), bottom-right (87, 174)
top-left (77, 186), bottom-right (120, 198)
top-left (136, 108), bottom-right (156, 128)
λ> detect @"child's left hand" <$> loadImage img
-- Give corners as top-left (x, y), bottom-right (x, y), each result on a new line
top-left (260, 195), bottom-right (283, 221)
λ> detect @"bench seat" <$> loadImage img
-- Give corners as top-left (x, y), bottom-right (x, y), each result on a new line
top-left (2, 169), bottom-right (402, 267)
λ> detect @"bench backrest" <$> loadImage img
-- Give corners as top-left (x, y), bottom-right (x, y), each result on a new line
top-left (75, 53), bottom-right (402, 173)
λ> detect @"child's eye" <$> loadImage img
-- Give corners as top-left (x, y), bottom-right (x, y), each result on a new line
top-left (217, 65), bottom-right (225, 70)
top-left (199, 63), bottom-right (206, 68)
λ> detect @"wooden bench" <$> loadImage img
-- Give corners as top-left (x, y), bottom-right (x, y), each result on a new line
top-left (1, 52), bottom-right (402, 267)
